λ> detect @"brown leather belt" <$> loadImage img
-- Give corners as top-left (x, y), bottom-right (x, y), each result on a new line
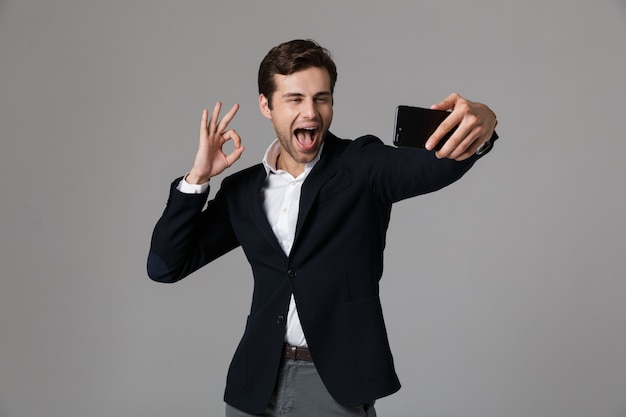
top-left (284, 344), bottom-right (314, 362)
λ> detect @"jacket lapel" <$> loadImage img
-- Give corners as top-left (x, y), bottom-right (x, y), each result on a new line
top-left (244, 134), bottom-right (343, 256)
top-left (294, 134), bottom-right (341, 244)
top-left (246, 166), bottom-right (286, 254)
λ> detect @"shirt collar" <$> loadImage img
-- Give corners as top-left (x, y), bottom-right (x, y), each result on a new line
top-left (262, 138), bottom-right (324, 177)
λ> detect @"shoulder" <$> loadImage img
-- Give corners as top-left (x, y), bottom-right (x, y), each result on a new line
top-left (221, 163), bottom-right (265, 190)
top-left (325, 132), bottom-right (385, 147)
top-left (323, 132), bottom-right (387, 159)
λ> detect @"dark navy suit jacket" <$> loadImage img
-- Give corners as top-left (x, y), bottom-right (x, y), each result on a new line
top-left (147, 133), bottom-right (493, 414)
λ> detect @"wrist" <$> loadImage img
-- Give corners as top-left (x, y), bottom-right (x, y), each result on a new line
top-left (185, 172), bottom-right (210, 185)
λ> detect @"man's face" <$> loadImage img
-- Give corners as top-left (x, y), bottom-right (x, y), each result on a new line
top-left (259, 66), bottom-right (333, 174)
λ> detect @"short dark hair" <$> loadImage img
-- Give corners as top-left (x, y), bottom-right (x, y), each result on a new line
top-left (258, 39), bottom-right (338, 108)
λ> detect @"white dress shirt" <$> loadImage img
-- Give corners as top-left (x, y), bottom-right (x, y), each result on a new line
top-left (177, 139), bottom-right (321, 347)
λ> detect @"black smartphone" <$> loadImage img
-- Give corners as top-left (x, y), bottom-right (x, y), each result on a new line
top-left (393, 105), bottom-right (456, 150)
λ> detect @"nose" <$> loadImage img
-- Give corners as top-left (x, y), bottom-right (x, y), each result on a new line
top-left (301, 98), bottom-right (316, 119)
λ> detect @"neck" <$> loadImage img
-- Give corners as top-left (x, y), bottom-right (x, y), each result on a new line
top-left (276, 153), bottom-right (305, 177)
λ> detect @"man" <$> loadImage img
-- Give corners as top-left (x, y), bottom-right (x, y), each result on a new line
top-left (147, 39), bottom-right (498, 416)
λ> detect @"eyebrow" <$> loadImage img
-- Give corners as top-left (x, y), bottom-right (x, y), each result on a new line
top-left (281, 91), bottom-right (332, 99)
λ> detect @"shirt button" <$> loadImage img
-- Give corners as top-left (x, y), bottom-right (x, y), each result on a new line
top-left (287, 269), bottom-right (297, 278)
top-left (276, 315), bottom-right (285, 324)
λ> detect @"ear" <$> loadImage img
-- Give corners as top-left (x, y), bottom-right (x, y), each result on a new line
top-left (259, 94), bottom-right (272, 120)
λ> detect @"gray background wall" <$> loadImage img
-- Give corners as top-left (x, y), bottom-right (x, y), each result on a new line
top-left (1, 1), bottom-right (625, 416)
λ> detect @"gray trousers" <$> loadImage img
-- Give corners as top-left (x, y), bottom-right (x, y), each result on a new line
top-left (225, 359), bottom-right (377, 417)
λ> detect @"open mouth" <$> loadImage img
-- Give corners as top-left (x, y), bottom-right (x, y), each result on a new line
top-left (294, 127), bottom-right (319, 151)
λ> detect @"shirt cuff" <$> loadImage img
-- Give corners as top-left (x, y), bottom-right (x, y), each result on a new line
top-left (177, 174), bottom-right (209, 194)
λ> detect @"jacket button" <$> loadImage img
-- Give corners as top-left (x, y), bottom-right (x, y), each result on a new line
top-left (287, 269), bottom-right (297, 278)
top-left (276, 315), bottom-right (285, 324)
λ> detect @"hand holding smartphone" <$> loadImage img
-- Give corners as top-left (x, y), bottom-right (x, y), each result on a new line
top-left (393, 105), bottom-right (456, 150)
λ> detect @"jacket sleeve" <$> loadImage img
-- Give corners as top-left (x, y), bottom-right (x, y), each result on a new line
top-left (347, 135), bottom-right (491, 204)
top-left (147, 177), bottom-right (240, 283)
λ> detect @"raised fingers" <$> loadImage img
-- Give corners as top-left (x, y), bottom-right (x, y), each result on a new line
top-left (200, 108), bottom-right (209, 136)
top-left (216, 103), bottom-right (240, 134)
top-left (208, 101), bottom-right (223, 133)
top-left (202, 102), bottom-right (241, 140)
